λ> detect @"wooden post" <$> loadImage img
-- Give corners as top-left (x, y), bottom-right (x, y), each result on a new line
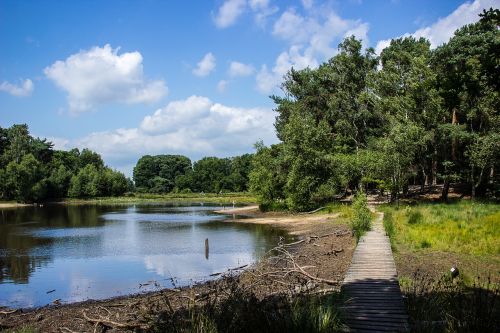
top-left (205, 238), bottom-right (209, 260)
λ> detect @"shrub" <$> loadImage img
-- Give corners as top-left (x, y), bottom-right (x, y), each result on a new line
top-left (351, 192), bottom-right (371, 241)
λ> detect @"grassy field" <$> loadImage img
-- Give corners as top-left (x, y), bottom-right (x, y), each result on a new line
top-left (55, 192), bottom-right (257, 206)
top-left (380, 200), bottom-right (500, 332)
top-left (381, 200), bottom-right (500, 256)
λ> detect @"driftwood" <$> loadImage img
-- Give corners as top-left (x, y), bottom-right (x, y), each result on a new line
top-left (0, 309), bottom-right (18, 315)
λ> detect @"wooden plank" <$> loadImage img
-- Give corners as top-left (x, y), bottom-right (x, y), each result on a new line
top-left (341, 209), bottom-right (409, 332)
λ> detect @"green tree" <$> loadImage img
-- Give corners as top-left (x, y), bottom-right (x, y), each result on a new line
top-left (68, 164), bottom-right (99, 197)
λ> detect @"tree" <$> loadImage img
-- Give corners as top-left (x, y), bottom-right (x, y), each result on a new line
top-left (191, 157), bottom-right (231, 193)
top-left (133, 155), bottom-right (192, 193)
top-left (4, 154), bottom-right (46, 202)
top-left (68, 164), bottom-right (99, 197)
top-left (433, 8), bottom-right (500, 198)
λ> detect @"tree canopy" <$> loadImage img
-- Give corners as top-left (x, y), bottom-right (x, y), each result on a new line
top-left (250, 9), bottom-right (499, 211)
top-left (133, 153), bottom-right (253, 194)
top-left (0, 124), bottom-right (129, 202)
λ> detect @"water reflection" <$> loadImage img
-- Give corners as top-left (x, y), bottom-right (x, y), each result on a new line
top-left (0, 204), bottom-right (287, 308)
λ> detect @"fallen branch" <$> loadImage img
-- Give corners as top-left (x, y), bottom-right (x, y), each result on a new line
top-left (0, 309), bottom-right (18, 315)
top-left (82, 310), bottom-right (148, 330)
top-left (301, 206), bottom-right (326, 214)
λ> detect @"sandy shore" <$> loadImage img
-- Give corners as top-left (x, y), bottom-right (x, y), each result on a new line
top-left (215, 205), bottom-right (341, 235)
top-left (0, 202), bottom-right (31, 209)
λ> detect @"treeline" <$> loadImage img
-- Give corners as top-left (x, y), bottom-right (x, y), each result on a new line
top-left (133, 154), bottom-right (253, 193)
top-left (250, 9), bottom-right (499, 211)
top-left (0, 124), bottom-right (130, 202)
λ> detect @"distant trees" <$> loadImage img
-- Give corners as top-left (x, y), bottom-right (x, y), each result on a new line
top-left (250, 9), bottom-right (500, 211)
top-left (133, 155), bottom-right (192, 193)
top-left (133, 154), bottom-right (253, 193)
top-left (0, 124), bottom-right (129, 202)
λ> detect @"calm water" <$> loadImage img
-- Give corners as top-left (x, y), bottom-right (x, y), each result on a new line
top-left (0, 204), bottom-right (287, 308)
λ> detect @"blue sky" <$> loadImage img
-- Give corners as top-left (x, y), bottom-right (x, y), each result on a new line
top-left (0, 0), bottom-right (497, 176)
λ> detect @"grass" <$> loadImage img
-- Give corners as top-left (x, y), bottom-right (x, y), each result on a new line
top-left (401, 271), bottom-right (499, 332)
top-left (380, 200), bottom-right (500, 256)
top-left (380, 200), bottom-right (500, 331)
top-left (57, 192), bottom-right (257, 206)
top-left (151, 279), bottom-right (345, 333)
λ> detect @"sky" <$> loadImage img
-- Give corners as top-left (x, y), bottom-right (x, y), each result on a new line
top-left (1, 0), bottom-right (498, 176)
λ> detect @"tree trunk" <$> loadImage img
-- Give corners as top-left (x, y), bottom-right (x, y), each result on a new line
top-left (432, 150), bottom-right (438, 186)
top-left (421, 166), bottom-right (427, 192)
top-left (451, 108), bottom-right (458, 161)
top-left (442, 180), bottom-right (450, 202)
top-left (471, 166), bottom-right (476, 200)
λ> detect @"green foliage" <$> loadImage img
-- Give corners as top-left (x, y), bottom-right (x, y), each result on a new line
top-left (250, 9), bottom-right (500, 210)
top-left (383, 211), bottom-right (395, 239)
top-left (351, 192), bottom-right (371, 240)
top-left (133, 154), bottom-right (253, 194)
top-left (0, 124), bottom-right (129, 202)
top-left (133, 154), bottom-right (192, 193)
top-left (407, 210), bottom-right (424, 225)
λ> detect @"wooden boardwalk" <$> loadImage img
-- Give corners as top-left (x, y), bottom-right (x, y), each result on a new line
top-left (342, 210), bottom-right (409, 332)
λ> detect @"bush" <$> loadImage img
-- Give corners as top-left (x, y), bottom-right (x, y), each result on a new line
top-left (351, 192), bottom-right (371, 241)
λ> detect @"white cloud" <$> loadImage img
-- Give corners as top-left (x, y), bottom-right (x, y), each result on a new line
top-left (192, 52), bottom-right (216, 77)
top-left (0, 79), bottom-right (34, 97)
top-left (301, 0), bottom-right (314, 9)
top-left (229, 61), bottom-right (255, 77)
top-left (257, 7), bottom-right (369, 94)
top-left (217, 80), bottom-right (228, 93)
top-left (213, 0), bottom-right (246, 28)
top-left (375, 0), bottom-right (497, 54)
top-left (65, 96), bottom-right (276, 171)
top-left (44, 44), bottom-right (167, 113)
top-left (249, 0), bottom-right (269, 10)
top-left (214, 0), bottom-right (278, 28)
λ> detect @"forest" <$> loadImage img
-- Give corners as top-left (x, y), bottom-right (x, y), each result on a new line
top-left (133, 154), bottom-right (253, 193)
top-left (250, 9), bottom-right (499, 211)
top-left (0, 124), bottom-right (130, 202)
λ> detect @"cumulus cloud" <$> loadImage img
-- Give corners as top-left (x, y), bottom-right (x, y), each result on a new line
top-left (228, 61), bottom-right (255, 77)
top-left (0, 79), bottom-right (34, 97)
top-left (64, 96), bottom-right (276, 172)
top-left (375, 0), bottom-right (497, 54)
top-left (257, 7), bottom-right (369, 94)
top-left (44, 44), bottom-right (167, 113)
top-left (192, 52), bottom-right (216, 77)
top-left (213, 0), bottom-right (246, 28)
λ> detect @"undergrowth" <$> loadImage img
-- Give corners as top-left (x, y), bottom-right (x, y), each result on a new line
top-left (150, 278), bottom-right (345, 333)
top-left (402, 271), bottom-right (499, 332)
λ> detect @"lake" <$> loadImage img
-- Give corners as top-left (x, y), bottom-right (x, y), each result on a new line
top-left (0, 204), bottom-right (287, 308)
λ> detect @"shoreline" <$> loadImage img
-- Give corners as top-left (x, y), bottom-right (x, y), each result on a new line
top-left (0, 208), bottom-right (355, 332)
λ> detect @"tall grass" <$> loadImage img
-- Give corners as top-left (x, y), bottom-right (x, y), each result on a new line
top-left (151, 279), bottom-right (344, 333)
top-left (351, 192), bottom-right (371, 241)
top-left (402, 271), bottom-right (499, 332)
top-left (381, 201), bottom-right (500, 255)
